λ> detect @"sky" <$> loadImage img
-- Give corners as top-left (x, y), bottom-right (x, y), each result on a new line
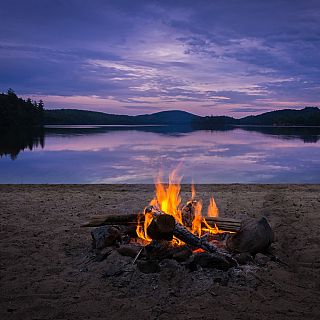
top-left (0, 0), bottom-right (320, 117)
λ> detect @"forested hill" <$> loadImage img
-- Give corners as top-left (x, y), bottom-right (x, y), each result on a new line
top-left (44, 109), bottom-right (200, 125)
top-left (195, 107), bottom-right (320, 127)
top-left (0, 89), bottom-right (44, 127)
top-left (239, 107), bottom-right (320, 126)
top-left (44, 106), bottom-right (320, 126)
top-left (1, 89), bottom-right (319, 127)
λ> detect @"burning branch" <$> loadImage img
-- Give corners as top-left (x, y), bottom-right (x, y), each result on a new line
top-left (81, 213), bottom-right (242, 232)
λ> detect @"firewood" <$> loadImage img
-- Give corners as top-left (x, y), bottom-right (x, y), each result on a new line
top-left (145, 206), bottom-right (231, 258)
top-left (173, 220), bottom-right (220, 253)
top-left (146, 214), bottom-right (175, 241)
top-left (226, 217), bottom-right (274, 254)
top-left (82, 213), bottom-right (242, 232)
top-left (181, 200), bottom-right (196, 228)
top-left (82, 214), bottom-right (139, 227)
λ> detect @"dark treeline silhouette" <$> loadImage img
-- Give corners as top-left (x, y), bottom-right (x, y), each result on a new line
top-left (196, 107), bottom-right (320, 128)
top-left (0, 89), bottom-right (45, 159)
top-left (0, 127), bottom-right (45, 160)
top-left (44, 109), bottom-right (198, 125)
top-left (0, 89), bottom-right (44, 127)
top-left (44, 107), bottom-right (320, 127)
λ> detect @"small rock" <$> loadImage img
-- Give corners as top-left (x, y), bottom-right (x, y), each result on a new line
top-left (254, 253), bottom-right (271, 266)
top-left (185, 255), bottom-right (198, 272)
top-left (95, 248), bottom-right (112, 262)
top-left (172, 246), bottom-right (192, 262)
top-left (79, 267), bottom-right (88, 272)
top-left (91, 226), bottom-right (121, 250)
top-left (137, 260), bottom-right (160, 274)
top-left (233, 252), bottom-right (253, 265)
top-left (117, 244), bottom-right (143, 258)
top-left (160, 258), bottom-right (181, 269)
top-left (194, 252), bottom-right (232, 271)
top-left (103, 251), bottom-right (131, 277)
top-left (214, 274), bottom-right (229, 286)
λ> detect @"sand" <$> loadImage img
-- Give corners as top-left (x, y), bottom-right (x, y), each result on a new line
top-left (0, 184), bottom-right (319, 320)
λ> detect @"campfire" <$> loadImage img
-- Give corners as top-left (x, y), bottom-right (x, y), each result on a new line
top-left (82, 172), bottom-right (274, 273)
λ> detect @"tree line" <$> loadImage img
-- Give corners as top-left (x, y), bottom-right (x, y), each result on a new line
top-left (194, 107), bottom-right (320, 127)
top-left (0, 89), bottom-right (44, 128)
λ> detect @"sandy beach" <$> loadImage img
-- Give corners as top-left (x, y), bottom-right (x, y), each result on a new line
top-left (0, 184), bottom-right (319, 320)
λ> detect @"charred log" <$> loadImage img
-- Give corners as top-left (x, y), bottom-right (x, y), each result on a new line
top-left (146, 213), bottom-right (175, 241)
top-left (173, 221), bottom-right (219, 253)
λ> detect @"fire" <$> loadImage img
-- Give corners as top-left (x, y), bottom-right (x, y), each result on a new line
top-left (191, 182), bottom-right (196, 200)
top-left (208, 196), bottom-right (219, 217)
top-left (191, 200), bottom-right (202, 236)
top-left (136, 171), bottom-right (228, 243)
top-left (150, 170), bottom-right (182, 223)
top-left (136, 212), bottom-right (153, 242)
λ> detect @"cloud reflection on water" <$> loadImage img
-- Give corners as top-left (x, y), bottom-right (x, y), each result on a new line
top-left (0, 126), bottom-right (319, 183)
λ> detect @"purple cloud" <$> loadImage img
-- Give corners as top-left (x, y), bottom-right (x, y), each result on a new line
top-left (0, 0), bottom-right (319, 116)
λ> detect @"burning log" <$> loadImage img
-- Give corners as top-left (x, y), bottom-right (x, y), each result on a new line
top-left (145, 206), bottom-right (230, 256)
top-left (181, 200), bottom-right (196, 227)
top-left (81, 213), bottom-right (242, 232)
top-left (146, 213), bottom-right (175, 241)
top-left (226, 217), bottom-right (274, 254)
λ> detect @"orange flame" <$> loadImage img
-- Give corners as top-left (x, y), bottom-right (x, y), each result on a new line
top-left (202, 219), bottom-right (225, 234)
top-left (208, 196), bottom-right (219, 217)
top-left (191, 182), bottom-right (196, 200)
top-left (191, 200), bottom-right (202, 236)
top-left (136, 211), bottom-right (153, 242)
top-left (150, 170), bottom-right (182, 223)
top-left (136, 171), bottom-right (229, 243)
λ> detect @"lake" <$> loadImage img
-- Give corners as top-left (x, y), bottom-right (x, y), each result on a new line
top-left (0, 125), bottom-right (319, 183)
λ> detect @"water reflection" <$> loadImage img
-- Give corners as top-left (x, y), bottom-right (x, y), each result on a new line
top-left (45, 125), bottom-right (320, 142)
top-left (237, 126), bottom-right (320, 143)
top-left (0, 127), bottom-right (45, 160)
top-left (0, 125), bottom-right (319, 183)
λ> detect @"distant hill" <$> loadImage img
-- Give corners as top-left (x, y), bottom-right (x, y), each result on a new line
top-left (195, 107), bottom-right (320, 128)
top-left (239, 107), bottom-right (320, 126)
top-left (44, 109), bottom-right (200, 125)
top-left (44, 107), bottom-right (320, 127)
top-left (3, 90), bottom-right (319, 129)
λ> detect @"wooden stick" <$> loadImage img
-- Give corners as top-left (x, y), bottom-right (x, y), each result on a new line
top-left (81, 213), bottom-right (241, 232)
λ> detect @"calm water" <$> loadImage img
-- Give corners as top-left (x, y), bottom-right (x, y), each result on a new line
top-left (0, 125), bottom-right (320, 183)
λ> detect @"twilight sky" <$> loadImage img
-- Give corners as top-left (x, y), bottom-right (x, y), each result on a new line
top-left (0, 0), bottom-right (320, 116)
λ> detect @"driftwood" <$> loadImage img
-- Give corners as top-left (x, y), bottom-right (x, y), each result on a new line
top-left (226, 217), bottom-right (274, 254)
top-left (82, 213), bottom-right (241, 232)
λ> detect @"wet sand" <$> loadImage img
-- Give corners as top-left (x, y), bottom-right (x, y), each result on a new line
top-left (0, 184), bottom-right (319, 320)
